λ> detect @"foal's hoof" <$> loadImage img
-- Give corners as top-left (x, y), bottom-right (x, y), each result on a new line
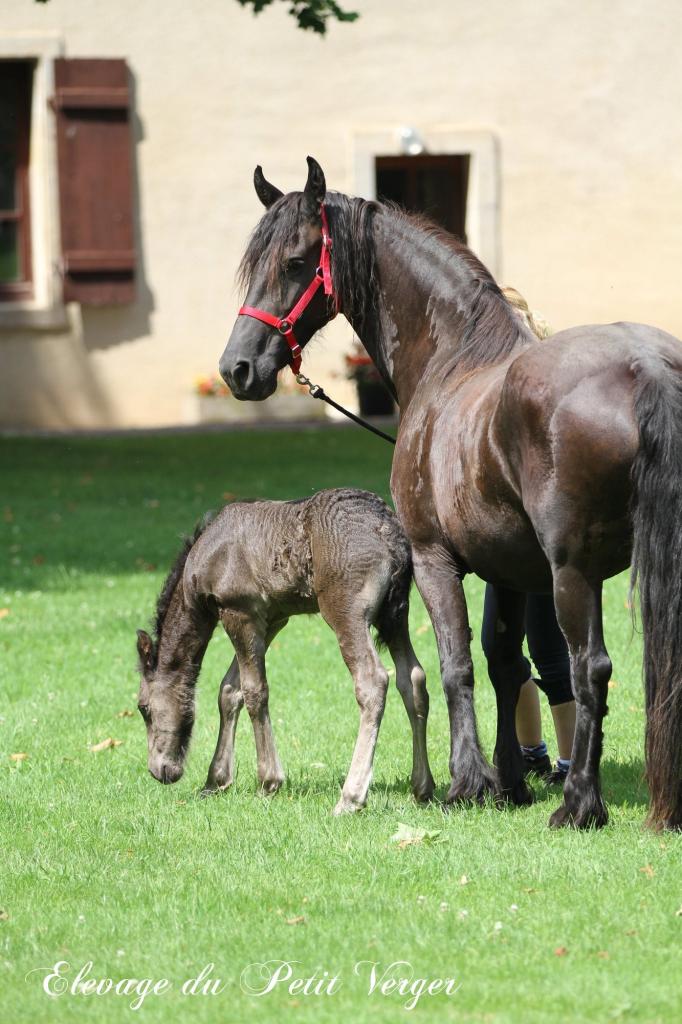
top-left (199, 783), bottom-right (229, 799)
top-left (549, 799), bottom-right (608, 830)
top-left (199, 776), bottom-right (233, 798)
top-left (259, 776), bottom-right (284, 796)
top-left (333, 795), bottom-right (365, 816)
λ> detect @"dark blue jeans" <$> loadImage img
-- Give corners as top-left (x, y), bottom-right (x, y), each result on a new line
top-left (481, 586), bottom-right (573, 706)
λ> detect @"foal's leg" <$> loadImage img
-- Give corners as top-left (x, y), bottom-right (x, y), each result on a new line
top-left (411, 544), bottom-right (497, 804)
top-left (548, 567), bottom-right (610, 829)
top-left (387, 620), bottom-right (435, 802)
top-left (485, 586), bottom-right (534, 806)
top-left (201, 656), bottom-right (242, 794)
top-left (224, 612), bottom-right (286, 795)
top-left (201, 619), bottom-right (288, 795)
top-left (321, 599), bottom-right (389, 814)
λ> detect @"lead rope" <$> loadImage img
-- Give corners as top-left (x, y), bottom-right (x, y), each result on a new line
top-left (295, 373), bottom-right (396, 446)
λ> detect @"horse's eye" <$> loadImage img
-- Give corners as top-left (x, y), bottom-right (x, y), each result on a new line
top-left (285, 257), bottom-right (305, 272)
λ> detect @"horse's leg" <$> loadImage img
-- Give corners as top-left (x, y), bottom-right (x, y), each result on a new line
top-left (320, 599), bottom-right (389, 814)
top-left (548, 568), bottom-right (610, 829)
top-left (201, 656), bottom-right (242, 795)
top-left (412, 544), bottom-right (497, 803)
top-left (225, 613), bottom-right (285, 795)
top-left (485, 586), bottom-right (534, 806)
top-left (201, 619), bottom-right (288, 796)
top-left (386, 619), bottom-right (435, 803)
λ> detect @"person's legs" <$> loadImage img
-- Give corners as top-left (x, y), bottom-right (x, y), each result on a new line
top-left (550, 701), bottom-right (576, 762)
top-left (516, 678), bottom-right (542, 747)
top-left (525, 593), bottom-right (576, 780)
top-left (481, 585), bottom-right (551, 777)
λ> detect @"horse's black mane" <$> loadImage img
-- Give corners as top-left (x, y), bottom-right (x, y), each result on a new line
top-left (152, 513), bottom-right (215, 658)
top-left (238, 190), bottom-right (533, 371)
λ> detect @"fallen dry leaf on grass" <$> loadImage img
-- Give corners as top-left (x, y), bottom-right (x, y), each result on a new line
top-left (0, 910), bottom-right (9, 921)
top-left (10, 753), bottom-right (27, 762)
top-left (0, 608), bottom-right (10, 620)
top-left (116, 710), bottom-right (134, 718)
top-left (596, 951), bottom-right (610, 959)
top-left (135, 558), bottom-right (157, 573)
top-left (639, 864), bottom-right (655, 878)
top-left (416, 624), bottom-right (430, 635)
top-left (675, 907), bottom-right (682, 917)
top-left (390, 823), bottom-right (444, 848)
top-left (459, 875), bottom-right (469, 886)
top-left (286, 916), bottom-right (306, 926)
top-left (554, 947), bottom-right (568, 957)
top-left (89, 738), bottom-right (123, 752)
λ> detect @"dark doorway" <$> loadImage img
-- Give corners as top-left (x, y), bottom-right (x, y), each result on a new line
top-left (375, 153), bottom-right (470, 241)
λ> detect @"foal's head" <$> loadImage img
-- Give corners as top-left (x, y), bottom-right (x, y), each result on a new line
top-left (219, 156), bottom-right (336, 400)
top-left (135, 527), bottom-right (215, 784)
top-left (135, 629), bottom-right (195, 784)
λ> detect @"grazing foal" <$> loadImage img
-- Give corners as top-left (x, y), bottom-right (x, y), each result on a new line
top-left (136, 488), bottom-right (434, 814)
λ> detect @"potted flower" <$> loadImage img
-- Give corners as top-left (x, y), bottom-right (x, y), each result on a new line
top-left (183, 373), bottom-right (327, 425)
top-left (345, 344), bottom-right (395, 416)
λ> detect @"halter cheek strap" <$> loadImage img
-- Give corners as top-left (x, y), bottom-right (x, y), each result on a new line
top-left (238, 204), bottom-right (337, 375)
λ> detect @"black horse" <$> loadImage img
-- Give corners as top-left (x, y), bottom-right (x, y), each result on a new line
top-left (219, 157), bottom-right (682, 830)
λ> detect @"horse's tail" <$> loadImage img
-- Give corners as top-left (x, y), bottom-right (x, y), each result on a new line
top-left (631, 353), bottom-right (682, 829)
top-left (375, 523), bottom-right (413, 650)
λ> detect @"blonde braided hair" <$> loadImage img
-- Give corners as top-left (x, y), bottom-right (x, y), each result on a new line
top-left (502, 286), bottom-right (552, 341)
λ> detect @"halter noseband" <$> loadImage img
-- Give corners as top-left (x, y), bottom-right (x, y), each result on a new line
top-left (238, 204), bottom-right (337, 375)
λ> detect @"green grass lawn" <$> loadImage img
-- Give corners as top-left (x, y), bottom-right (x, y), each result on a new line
top-left (1, 428), bottom-right (680, 1023)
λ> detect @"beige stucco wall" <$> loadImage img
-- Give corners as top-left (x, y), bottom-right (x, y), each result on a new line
top-left (1, 0), bottom-right (682, 429)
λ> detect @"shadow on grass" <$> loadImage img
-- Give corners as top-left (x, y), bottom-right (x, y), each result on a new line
top-left (1, 431), bottom-right (395, 592)
top-left (529, 756), bottom-right (648, 810)
top-left (249, 757), bottom-right (650, 814)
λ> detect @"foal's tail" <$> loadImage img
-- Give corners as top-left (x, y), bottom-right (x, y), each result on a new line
top-left (631, 353), bottom-right (682, 830)
top-left (375, 525), bottom-right (413, 650)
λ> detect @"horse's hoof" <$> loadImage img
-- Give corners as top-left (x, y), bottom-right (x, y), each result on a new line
top-left (445, 773), bottom-right (497, 807)
top-left (333, 796), bottom-right (365, 816)
top-left (444, 770), bottom-right (497, 806)
top-left (199, 775), bottom-right (232, 797)
top-left (259, 776), bottom-right (284, 796)
top-left (412, 774), bottom-right (436, 804)
top-left (497, 778), bottom-right (534, 808)
top-left (549, 800), bottom-right (608, 830)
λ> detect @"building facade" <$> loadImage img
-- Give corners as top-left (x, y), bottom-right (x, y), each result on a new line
top-left (1, 0), bottom-right (681, 429)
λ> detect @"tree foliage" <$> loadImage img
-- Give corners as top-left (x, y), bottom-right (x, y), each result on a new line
top-left (35, 0), bottom-right (360, 35)
top-left (236, 0), bottom-right (359, 34)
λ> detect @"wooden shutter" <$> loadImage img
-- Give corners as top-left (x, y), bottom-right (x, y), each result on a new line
top-left (54, 58), bottom-right (135, 304)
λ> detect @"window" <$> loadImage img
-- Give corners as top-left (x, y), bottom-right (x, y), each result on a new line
top-left (0, 60), bottom-right (33, 300)
top-left (354, 130), bottom-right (499, 276)
top-left (54, 57), bottom-right (136, 305)
top-left (376, 154), bottom-right (470, 241)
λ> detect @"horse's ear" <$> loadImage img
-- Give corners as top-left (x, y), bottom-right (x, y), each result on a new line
top-left (303, 155), bottom-right (326, 213)
top-left (136, 629), bottom-right (154, 670)
top-left (253, 165), bottom-right (283, 209)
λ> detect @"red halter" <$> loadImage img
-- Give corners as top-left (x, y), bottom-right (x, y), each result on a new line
top-left (238, 204), bottom-right (337, 375)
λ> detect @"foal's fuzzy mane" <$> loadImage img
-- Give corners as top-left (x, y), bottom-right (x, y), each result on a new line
top-left (152, 513), bottom-right (215, 657)
top-left (238, 189), bottom-right (533, 370)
